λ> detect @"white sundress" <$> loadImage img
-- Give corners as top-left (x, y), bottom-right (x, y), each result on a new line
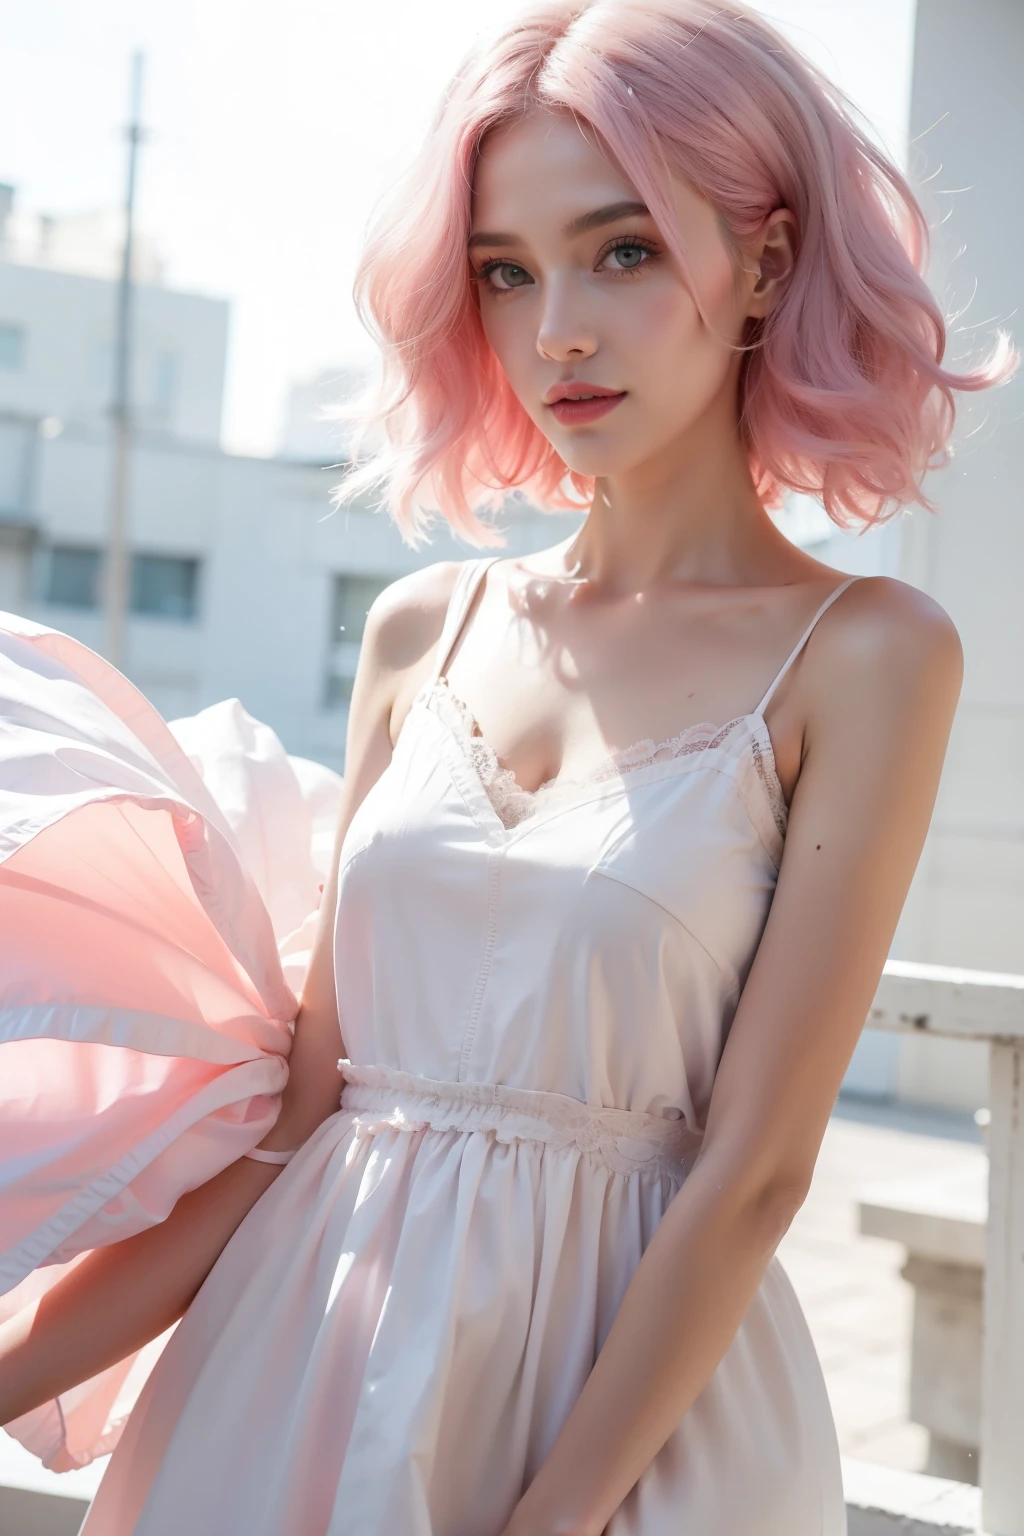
top-left (0, 556), bottom-right (859, 1534)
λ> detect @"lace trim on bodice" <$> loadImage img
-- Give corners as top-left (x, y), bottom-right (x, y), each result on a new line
top-left (419, 674), bottom-right (788, 835)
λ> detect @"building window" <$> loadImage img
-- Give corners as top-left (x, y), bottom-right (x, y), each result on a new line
top-left (131, 554), bottom-right (200, 620)
top-left (324, 673), bottom-right (355, 708)
top-left (324, 572), bottom-right (390, 708)
top-left (44, 545), bottom-right (103, 608)
top-left (0, 323), bottom-right (24, 371)
top-left (330, 572), bottom-right (388, 645)
top-left (39, 548), bottom-right (201, 619)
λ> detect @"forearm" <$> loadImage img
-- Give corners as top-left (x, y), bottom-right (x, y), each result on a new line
top-left (0, 1153), bottom-right (283, 1425)
top-left (255, 1011), bottom-right (345, 1153)
top-left (503, 1155), bottom-right (803, 1536)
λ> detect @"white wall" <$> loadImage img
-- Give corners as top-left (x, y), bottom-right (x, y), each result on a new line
top-left (899, 0), bottom-right (1023, 975)
top-left (878, 0), bottom-right (1024, 1111)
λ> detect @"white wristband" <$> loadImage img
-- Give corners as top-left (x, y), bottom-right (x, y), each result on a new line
top-left (243, 1146), bottom-right (298, 1165)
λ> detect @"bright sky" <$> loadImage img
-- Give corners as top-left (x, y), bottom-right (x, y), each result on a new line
top-left (0, 0), bottom-right (916, 456)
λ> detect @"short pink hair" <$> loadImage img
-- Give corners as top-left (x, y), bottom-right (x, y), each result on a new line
top-left (334, 0), bottom-right (1017, 548)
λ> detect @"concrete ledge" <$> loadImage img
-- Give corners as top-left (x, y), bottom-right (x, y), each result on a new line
top-left (844, 1458), bottom-right (985, 1535)
top-left (0, 1432), bottom-right (106, 1536)
top-left (0, 1481), bottom-right (90, 1536)
top-left (858, 1162), bottom-right (987, 1267)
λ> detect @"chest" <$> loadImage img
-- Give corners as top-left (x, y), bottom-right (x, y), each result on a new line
top-left (338, 686), bottom-right (785, 993)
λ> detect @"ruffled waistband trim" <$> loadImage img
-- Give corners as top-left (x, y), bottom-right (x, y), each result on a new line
top-left (337, 1060), bottom-right (703, 1180)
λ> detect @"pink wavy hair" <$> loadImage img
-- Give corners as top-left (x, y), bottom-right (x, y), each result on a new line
top-left (332, 0), bottom-right (1017, 548)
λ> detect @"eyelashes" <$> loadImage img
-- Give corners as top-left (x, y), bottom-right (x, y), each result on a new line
top-left (470, 235), bottom-right (661, 296)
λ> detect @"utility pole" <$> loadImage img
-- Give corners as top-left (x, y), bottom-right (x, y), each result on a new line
top-left (104, 51), bottom-right (144, 670)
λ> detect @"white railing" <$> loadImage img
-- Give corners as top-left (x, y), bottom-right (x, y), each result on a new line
top-left (852, 960), bottom-right (1024, 1536)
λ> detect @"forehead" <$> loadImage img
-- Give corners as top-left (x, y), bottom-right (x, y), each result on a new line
top-left (471, 108), bottom-right (638, 222)
top-left (469, 105), bottom-right (721, 255)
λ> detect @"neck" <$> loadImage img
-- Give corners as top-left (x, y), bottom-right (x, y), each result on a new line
top-left (559, 393), bottom-right (793, 596)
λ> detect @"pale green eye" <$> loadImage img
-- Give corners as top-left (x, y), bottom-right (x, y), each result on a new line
top-left (607, 244), bottom-right (646, 269)
top-left (475, 237), bottom-right (655, 294)
top-left (492, 264), bottom-right (531, 289)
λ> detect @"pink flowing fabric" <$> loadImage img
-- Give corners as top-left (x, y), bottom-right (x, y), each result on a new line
top-left (0, 611), bottom-right (342, 1470)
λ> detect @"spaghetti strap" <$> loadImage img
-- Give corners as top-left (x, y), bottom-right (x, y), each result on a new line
top-left (431, 555), bottom-right (502, 683)
top-left (753, 574), bottom-right (862, 717)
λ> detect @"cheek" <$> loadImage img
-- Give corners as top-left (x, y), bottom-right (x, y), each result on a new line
top-left (612, 285), bottom-right (710, 402)
top-left (478, 305), bottom-right (548, 422)
top-left (633, 270), bottom-right (742, 397)
top-left (632, 282), bottom-right (700, 349)
top-left (633, 266), bottom-right (733, 353)
top-left (479, 304), bottom-right (530, 379)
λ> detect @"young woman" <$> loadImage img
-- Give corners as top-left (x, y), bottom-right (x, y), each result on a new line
top-left (0, 2), bottom-right (1015, 1532)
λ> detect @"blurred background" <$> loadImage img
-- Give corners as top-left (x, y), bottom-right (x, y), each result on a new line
top-left (0, 0), bottom-right (1021, 1528)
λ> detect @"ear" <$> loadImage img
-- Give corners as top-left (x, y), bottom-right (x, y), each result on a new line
top-left (743, 208), bottom-right (798, 320)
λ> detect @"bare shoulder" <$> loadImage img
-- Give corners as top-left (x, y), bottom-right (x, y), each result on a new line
top-left (776, 574), bottom-right (965, 875)
top-left (808, 574), bottom-right (964, 719)
top-left (361, 559), bottom-right (464, 680)
top-left (352, 559), bottom-right (466, 755)
top-left (363, 559), bottom-right (463, 663)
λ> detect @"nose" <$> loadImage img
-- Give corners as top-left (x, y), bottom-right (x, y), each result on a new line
top-left (535, 273), bottom-right (598, 363)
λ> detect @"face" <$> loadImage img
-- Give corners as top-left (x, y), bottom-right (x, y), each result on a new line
top-left (468, 108), bottom-right (779, 483)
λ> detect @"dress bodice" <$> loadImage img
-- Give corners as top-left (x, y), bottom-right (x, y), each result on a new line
top-left (333, 557), bottom-right (859, 1134)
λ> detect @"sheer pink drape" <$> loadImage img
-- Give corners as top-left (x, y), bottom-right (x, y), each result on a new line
top-left (0, 614), bottom-right (341, 1469)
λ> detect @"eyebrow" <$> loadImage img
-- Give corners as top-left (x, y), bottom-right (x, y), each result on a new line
top-left (466, 199), bottom-right (652, 251)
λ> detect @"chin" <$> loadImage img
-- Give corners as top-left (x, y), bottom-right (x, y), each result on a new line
top-left (555, 442), bottom-right (651, 478)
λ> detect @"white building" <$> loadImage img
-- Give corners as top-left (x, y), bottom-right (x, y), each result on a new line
top-left (0, 187), bottom-right (225, 445)
top-left (0, 410), bottom-right (577, 764)
top-left (278, 363), bottom-right (375, 463)
top-left (0, 186), bottom-right (578, 767)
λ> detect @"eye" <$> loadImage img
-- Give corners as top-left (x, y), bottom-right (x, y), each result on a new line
top-left (470, 234), bottom-right (660, 296)
top-left (472, 259), bottom-right (533, 294)
top-left (598, 236), bottom-right (659, 273)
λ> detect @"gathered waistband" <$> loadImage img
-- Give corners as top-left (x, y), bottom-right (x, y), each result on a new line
top-left (336, 1060), bottom-right (703, 1180)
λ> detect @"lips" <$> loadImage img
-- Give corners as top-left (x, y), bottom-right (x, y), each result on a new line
top-left (544, 382), bottom-right (623, 405)
top-left (549, 391), bottom-right (627, 425)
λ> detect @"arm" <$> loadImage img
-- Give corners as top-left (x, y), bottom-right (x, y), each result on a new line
top-left (502, 576), bottom-right (965, 1536)
top-left (0, 559), bottom-right (462, 1426)
top-left (247, 557), bottom-right (462, 1153)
